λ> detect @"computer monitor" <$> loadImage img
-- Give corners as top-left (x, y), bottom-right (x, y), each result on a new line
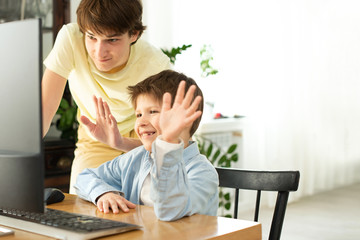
top-left (0, 19), bottom-right (44, 213)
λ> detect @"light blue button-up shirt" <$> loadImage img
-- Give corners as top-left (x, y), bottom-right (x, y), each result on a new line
top-left (75, 139), bottom-right (219, 221)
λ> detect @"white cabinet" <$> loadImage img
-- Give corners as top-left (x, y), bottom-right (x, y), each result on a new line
top-left (196, 118), bottom-right (245, 168)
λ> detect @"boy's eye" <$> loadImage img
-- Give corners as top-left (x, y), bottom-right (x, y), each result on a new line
top-left (108, 38), bottom-right (118, 43)
top-left (150, 110), bottom-right (159, 114)
top-left (136, 113), bottom-right (142, 118)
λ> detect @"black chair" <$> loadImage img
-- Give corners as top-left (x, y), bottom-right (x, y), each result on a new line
top-left (215, 167), bottom-right (300, 240)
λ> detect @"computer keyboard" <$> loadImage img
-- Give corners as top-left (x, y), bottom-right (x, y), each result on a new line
top-left (0, 208), bottom-right (141, 240)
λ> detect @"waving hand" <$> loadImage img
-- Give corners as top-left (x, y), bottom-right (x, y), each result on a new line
top-left (159, 81), bottom-right (202, 143)
top-left (80, 96), bottom-right (123, 149)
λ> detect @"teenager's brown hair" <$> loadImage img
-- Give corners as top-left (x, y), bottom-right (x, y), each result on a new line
top-left (77, 0), bottom-right (146, 41)
top-left (128, 70), bottom-right (204, 137)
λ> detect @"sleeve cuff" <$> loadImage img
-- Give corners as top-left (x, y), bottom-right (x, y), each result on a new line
top-left (153, 135), bottom-right (183, 170)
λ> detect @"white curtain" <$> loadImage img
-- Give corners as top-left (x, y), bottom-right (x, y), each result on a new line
top-left (143, 0), bottom-right (360, 202)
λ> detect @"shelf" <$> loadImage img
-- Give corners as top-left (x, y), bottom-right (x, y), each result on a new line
top-left (44, 137), bottom-right (75, 193)
top-left (196, 117), bottom-right (245, 134)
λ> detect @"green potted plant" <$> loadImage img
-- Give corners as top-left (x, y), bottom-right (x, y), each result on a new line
top-left (195, 135), bottom-right (238, 218)
top-left (161, 44), bottom-right (192, 64)
top-left (55, 98), bottom-right (78, 142)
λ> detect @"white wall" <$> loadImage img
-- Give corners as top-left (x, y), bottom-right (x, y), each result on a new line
top-left (70, 0), bottom-right (80, 22)
top-left (143, 0), bottom-right (360, 201)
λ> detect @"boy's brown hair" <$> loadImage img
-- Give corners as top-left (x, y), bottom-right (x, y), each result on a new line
top-left (128, 70), bottom-right (204, 137)
top-left (77, 0), bottom-right (146, 41)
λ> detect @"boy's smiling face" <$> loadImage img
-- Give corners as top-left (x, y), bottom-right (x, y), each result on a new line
top-left (134, 94), bottom-right (162, 151)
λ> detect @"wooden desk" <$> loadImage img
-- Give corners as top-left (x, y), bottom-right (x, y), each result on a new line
top-left (1, 194), bottom-right (261, 240)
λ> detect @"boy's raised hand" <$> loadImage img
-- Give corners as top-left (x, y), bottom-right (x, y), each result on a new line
top-left (160, 81), bottom-right (202, 143)
top-left (80, 96), bottom-right (123, 149)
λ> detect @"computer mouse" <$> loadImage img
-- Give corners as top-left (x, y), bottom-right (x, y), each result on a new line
top-left (44, 188), bottom-right (65, 205)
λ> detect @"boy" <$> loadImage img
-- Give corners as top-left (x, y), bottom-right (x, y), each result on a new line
top-left (74, 70), bottom-right (219, 221)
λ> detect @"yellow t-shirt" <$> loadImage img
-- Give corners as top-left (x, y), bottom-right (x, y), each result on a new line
top-left (44, 23), bottom-right (171, 193)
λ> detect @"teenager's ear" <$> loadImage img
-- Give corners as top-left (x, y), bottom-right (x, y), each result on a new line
top-left (130, 31), bottom-right (140, 43)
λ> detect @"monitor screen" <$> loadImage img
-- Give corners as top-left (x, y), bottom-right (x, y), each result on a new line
top-left (0, 19), bottom-right (44, 213)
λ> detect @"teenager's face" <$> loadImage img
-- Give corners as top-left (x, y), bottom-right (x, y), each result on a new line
top-left (85, 30), bottom-right (138, 73)
top-left (134, 94), bottom-right (162, 151)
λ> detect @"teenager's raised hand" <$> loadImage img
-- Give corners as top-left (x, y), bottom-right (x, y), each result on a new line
top-left (160, 81), bottom-right (202, 143)
top-left (80, 96), bottom-right (123, 149)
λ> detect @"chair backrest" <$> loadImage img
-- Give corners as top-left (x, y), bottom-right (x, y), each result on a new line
top-left (215, 167), bottom-right (300, 240)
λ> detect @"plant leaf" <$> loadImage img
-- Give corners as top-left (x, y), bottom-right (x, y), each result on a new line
top-left (161, 44), bottom-right (192, 64)
top-left (231, 153), bottom-right (238, 162)
top-left (225, 161), bottom-right (231, 167)
top-left (227, 144), bottom-right (237, 154)
top-left (218, 155), bottom-right (227, 165)
top-left (212, 149), bottom-right (221, 163)
top-left (206, 143), bottom-right (213, 158)
top-left (225, 202), bottom-right (231, 210)
top-left (224, 193), bottom-right (230, 200)
top-left (200, 142), bottom-right (205, 155)
top-left (59, 98), bottom-right (69, 109)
